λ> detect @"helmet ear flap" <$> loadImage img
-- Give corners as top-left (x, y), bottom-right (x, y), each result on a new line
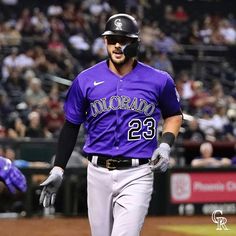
top-left (123, 40), bottom-right (139, 58)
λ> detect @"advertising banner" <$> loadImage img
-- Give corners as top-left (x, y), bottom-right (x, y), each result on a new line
top-left (170, 172), bottom-right (236, 203)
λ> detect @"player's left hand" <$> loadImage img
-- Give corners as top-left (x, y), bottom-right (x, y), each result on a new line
top-left (39, 166), bottom-right (63, 208)
top-left (149, 143), bottom-right (171, 172)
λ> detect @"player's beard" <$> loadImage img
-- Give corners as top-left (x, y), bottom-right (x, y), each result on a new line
top-left (108, 50), bottom-right (130, 66)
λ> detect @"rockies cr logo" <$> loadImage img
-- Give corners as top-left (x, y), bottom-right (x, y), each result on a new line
top-left (211, 210), bottom-right (229, 230)
top-left (114, 19), bottom-right (122, 30)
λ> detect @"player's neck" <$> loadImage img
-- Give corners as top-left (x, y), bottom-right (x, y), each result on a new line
top-left (108, 58), bottom-right (136, 77)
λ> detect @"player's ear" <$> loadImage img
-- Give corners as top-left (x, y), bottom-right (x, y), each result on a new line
top-left (104, 36), bottom-right (107, 45)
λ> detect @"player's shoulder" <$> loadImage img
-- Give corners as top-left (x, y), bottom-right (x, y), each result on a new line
top-left (72, 60), bottom-right (107, 85)
top-left (137, 61), bottom-right (173, 81)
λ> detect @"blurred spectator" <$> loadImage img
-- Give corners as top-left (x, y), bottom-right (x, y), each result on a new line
top-left (0, 123), bottom-right (6, 138)
top-left (47, 32), bottom-right (65, 55)
top-left (23, 69), bottom-right (36, 85)
top-left (15, 49), bottom-right (35, 71)
top-left (47, 4), bottom-right (63, 17)
top-left (211, 104), bottom-right (230, 138)
top-left (183, 119), bottom-right (206, 142)
top-left (38, 84), bottom-right (64, 135)
top-left (199, 15), bottom-right (213, 44)
top-left (3, 69), bottom-right (26, 106)
top-left (4, 145), bottom-right (16, 162)
top-left (2, 22), bottom-right (22, 46)
top-left (176, 70), bottom-right (195, 100)
top-left (189, 81), bottom-right (216, 112)
top-left (43, 101), bottom-right (64, 134)
top-left (68, 32), bottom-right (92, 67)
top-left (173, 5), bottom-right (189, 23)
top-left (191, 142), bottom-right (231, 167)
top-left (153, 50), bottom-right (174, 76)
top-left (140, 21), bottom-right (160, 47)
top-left (219, 19), bottom-right (236, 45)
top-left (210, 81), bottom-right (229, 105)
top-left (7, 116), bottom-right (26, 139)
top-left (1, 47), bottom-right (19, 81)
top-left (0, 22), bottom-right (5, 46)
top-left (211, 24), bottom-right (225, 45)
top-left (187, 21), bottom-right (201, 45)
top-left (164, 5), bottom-right (175, 22)
top-left (87, 0), bottom-right (111, 17)
top-left (0, 89), bottom-right (14, 125)
top-left (1, 0), bottom-right (18, 6)
top-left (30, 8), bottom-right (50, 36)
top-left (25, 111), bottom-right (51, 138)
top-left (24, 77), bottom-right (48, 109)
top-left (231, 144), bottom-right (236, 166)
top-left (47, 83), bottom-right (61, 103)
top-left (2, 48), bottom-right (34, 82)
top-left (62, 2), bottom-right (77, 22)
top-left (198, 107), bottom-right (216, 142)
top-left (0, 146), bottom-right (4, 156)
top-left (48, 16), bottom-right (65, 34)
top-left (69, 32), bottom-right (90, 51)
top-left (15, 8), bottom-right (33, 36)
top-left (34, 46), bottom-right (49, 73)
top-left (224, 107), bottom-right (236, 141)
top-left (92, 37), bottom-right (107, 61)
top-left (154, 31), bottom-right (182, 54)
top-left (46, 32), bottom-right (76, 78)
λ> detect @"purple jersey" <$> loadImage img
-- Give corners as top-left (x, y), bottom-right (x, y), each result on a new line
top-left (64, 61), bottom-right (181, 158)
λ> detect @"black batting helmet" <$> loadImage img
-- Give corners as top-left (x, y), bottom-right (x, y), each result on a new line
top-left (102, 13), bottom-right (139, 39)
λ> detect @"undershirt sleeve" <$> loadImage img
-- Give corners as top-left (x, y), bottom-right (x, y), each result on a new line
top-left (53, 120), bottom-right (80, 169)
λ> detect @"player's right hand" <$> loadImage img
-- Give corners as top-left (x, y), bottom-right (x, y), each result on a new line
top-left (149, 143), bottom-right (171, 172)
top-left (39, 166), bottom-right (64, 208)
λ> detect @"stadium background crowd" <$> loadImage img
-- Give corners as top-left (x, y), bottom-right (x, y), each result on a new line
top-left (0, 0), bottom-right (235, 166)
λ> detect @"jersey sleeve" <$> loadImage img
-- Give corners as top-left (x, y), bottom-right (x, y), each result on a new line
top-left (159, 74), bottom-right (182, 118)
top-left (64, 77), bottom-right (86, 124)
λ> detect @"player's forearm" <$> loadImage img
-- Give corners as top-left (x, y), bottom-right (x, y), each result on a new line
top-left (159, 115), bottom-right (182, 147)
top-left (54, 120), bottom-right (80, 169)
top-left (162, 115), bottom-right (182, 137)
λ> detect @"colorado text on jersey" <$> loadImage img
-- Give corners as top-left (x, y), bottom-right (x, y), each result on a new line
top-left (90, 95), bottom-right (156, 117)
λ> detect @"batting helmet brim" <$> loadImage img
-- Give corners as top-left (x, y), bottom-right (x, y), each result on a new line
top-left (102, 30), bottom-right (139, 39)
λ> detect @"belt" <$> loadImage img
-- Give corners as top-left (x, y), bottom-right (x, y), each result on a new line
top-left (87, 155), bottom-right (150, 170)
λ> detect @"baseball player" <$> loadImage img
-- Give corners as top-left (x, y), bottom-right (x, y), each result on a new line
top-left (40, 13), bottom-right (182, 236)
top-left (0, 156), bottom-right (27, 194)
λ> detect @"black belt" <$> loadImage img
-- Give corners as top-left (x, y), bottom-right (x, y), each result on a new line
top-left (87, 155), bottom-right (150, 170)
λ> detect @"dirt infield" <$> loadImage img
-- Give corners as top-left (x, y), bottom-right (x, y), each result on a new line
top-left (0, 215), bottom-right (235, 236)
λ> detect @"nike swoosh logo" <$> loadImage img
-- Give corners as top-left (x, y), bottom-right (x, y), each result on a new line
top-left (94, 81), bottom-right (104, 86)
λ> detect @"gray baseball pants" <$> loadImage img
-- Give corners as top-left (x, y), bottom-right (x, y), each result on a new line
top-left (87, 162), bottom-right (154, 236)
